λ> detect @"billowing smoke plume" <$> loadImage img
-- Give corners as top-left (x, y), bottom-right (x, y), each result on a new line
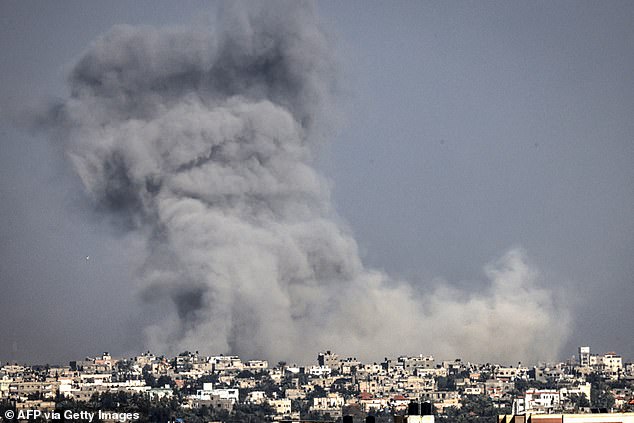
top-left (46, 3), bottom-right (568, 363)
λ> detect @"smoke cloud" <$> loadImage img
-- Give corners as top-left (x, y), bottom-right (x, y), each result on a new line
top-left (44, 2), bottom-right (568, 363)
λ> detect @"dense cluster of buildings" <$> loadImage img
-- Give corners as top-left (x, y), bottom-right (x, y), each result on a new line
top-left (1, 346), bottom-right (633, 422)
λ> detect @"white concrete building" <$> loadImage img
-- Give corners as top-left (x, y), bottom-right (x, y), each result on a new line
top-left (525, 389), bottom-right (561, 413)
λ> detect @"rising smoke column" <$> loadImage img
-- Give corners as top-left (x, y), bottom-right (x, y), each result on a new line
top-left (47, 2), bottom-right (569, 363)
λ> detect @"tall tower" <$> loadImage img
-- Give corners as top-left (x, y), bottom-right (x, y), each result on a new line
top-left (579, 346), bottom-right (590, 367)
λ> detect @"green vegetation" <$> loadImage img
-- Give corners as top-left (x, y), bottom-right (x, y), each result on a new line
top-left (438, 394), bottom-right (510, 423)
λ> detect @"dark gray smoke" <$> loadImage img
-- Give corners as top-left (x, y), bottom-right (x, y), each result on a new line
top-left (45, 2), bottom-right (568, 362)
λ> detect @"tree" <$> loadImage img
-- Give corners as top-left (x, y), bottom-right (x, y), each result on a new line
top-left (256, 375), bottom-right (283, 398)
top-left (142, 364), bottom-right (156, 387)
top-left (156, 375), bottom-right (175, 389)
top-left (306, 385), bottom-right (327, 401)
top-left (588, 373), bottom-right (615, 410)
top-left (569, 393), bottom-right (590, 411)
top-left (437, 395), bottom-right (501, 423)
top-left (237, 370), bottom-right (255, 379)
top-left (478, 372), bottom-right (491, 382)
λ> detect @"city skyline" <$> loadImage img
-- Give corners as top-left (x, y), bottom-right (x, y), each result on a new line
top-left (1, 344), bottom-right (632, 422)
top-left (0, 345), bottom-right (630, 369)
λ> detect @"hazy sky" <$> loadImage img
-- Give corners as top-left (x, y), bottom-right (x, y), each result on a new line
top-left (1, 1), bottom-right (632, 364)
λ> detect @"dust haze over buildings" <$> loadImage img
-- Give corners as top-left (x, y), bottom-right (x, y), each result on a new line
top-left (0, 1), bottom-right (632, 364)
top-left (34, 2), bottom-right (567, 363)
